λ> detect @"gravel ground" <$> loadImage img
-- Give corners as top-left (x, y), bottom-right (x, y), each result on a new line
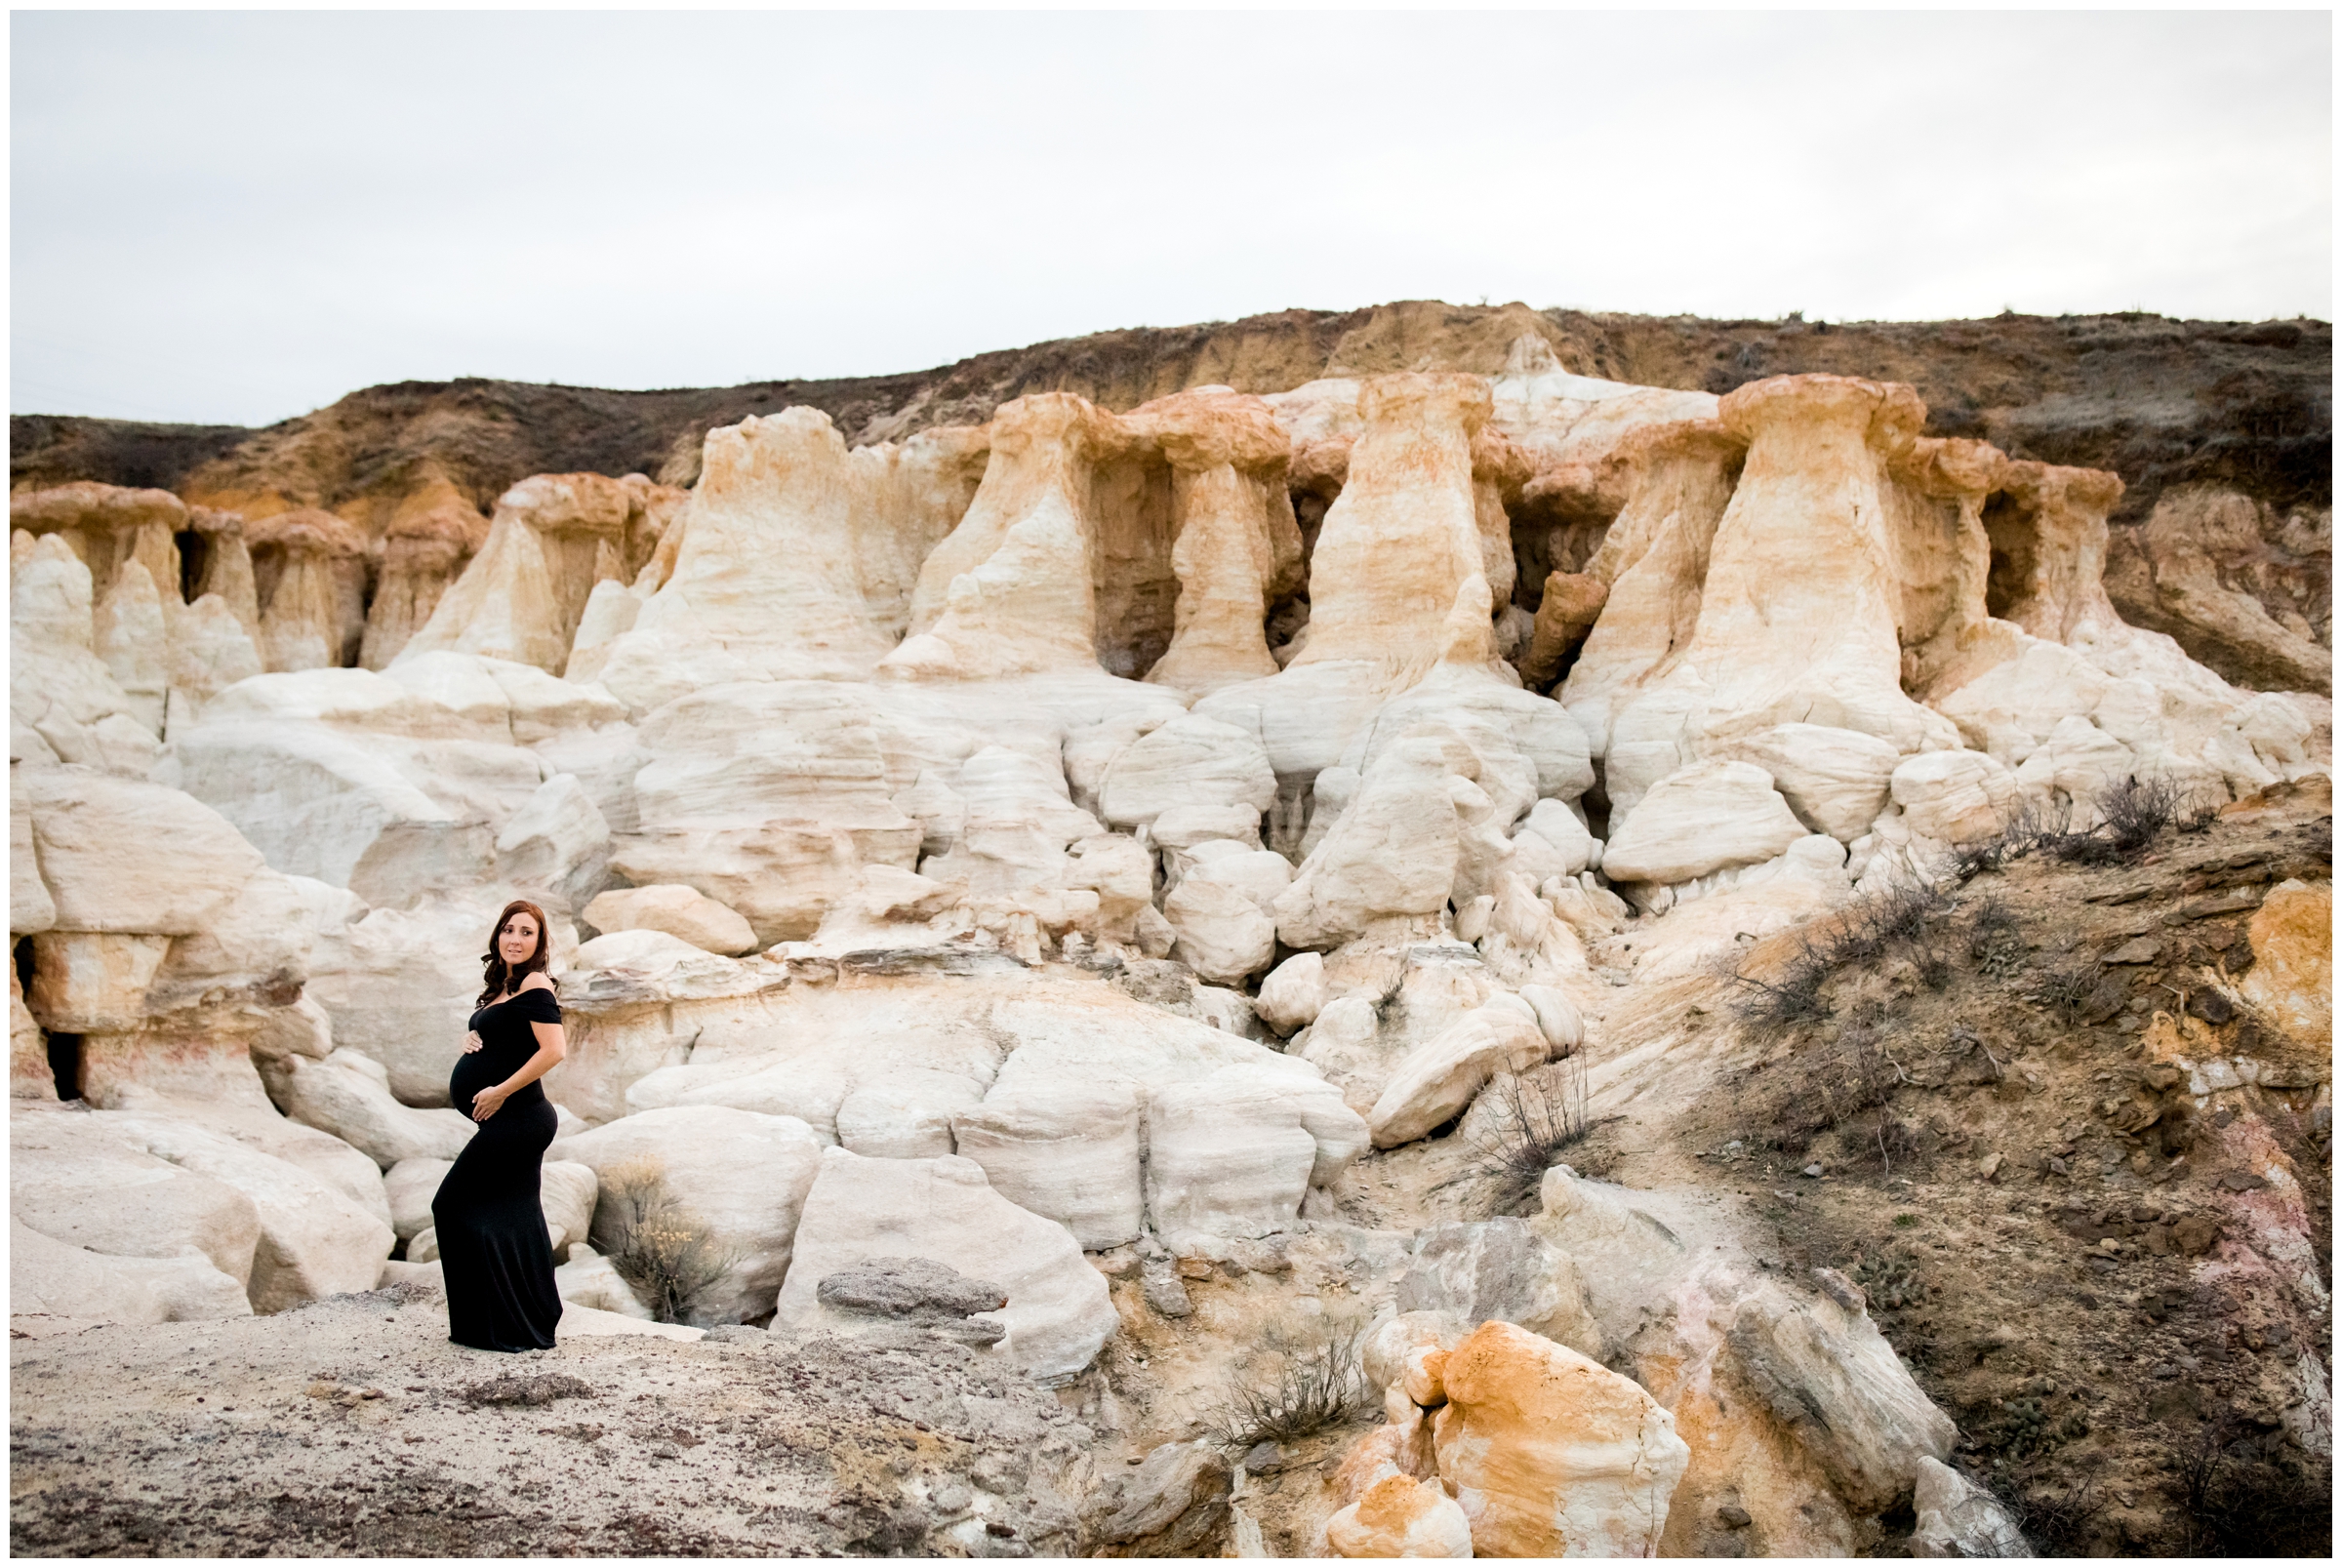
top-left (11, 1283), bottom-right (1101, 1557)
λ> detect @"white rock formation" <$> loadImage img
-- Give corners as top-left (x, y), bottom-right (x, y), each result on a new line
top-left (278, 1049), bottom-right (477, 1168)
top-left (773, 1147), bottom-right (1119, 1385)
top-left (11, 1216), bottom-right (252, 1325)
top-left (1910, 1457), bottom-right (2032, 1558)
top-left (582, 884), bottom-right (758, 956)
top-left (549, 1104), bottom-right (826, 1324)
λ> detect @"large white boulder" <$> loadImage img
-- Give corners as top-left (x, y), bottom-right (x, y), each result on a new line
top-left (494, 772), bottom-right (611, 913)
top-left (11, 1107), bottom-right (261, 1287)
top-left (553, 1243), bottom-right (652, 1319)
top-left (1255, 951), bottom-right (1328, 1036)
top-left (1910, 1457), bottom-right (2031, 1558)
top-left (1144, 1065), bottom-right (1368, 1245)
top-left (1889, 749), bottom-right (2019, 846)
top-left (1367, 1000), bottom-right (1552, 1148)
top-left (92, 1111), bottom-right (392, 1311)
top-left (1714, 723), bottom-right (1903, 844)
top-left (1098, 713), bottom-right (1277, 828)
top-left (277, 1049), bottom-right (477, 1169)
top-left (1716, 1278), bottom-right (1958, 1514)
top-left (541, 1158), bottom-right (599, 1256)
top-left (581, 883), bottom-right (758, 956)
top-left (950, 1079), bottom-right (1144, 1250)
top-left (774, 1148), bottom-right (1119, 1386)
top-left (11, 1217), bottom-right (252, 1325)
top-left (1274, 736), bottom-right (1462, 950)
top-left (383, 1156), bottom-right (452, 1241)
top-left (1162, 874), bottom-right (1277, 985)
top-left (1600, 759), bottom-right (1806, 887)
top-left (549, 1104), bottom-right (826, 1324)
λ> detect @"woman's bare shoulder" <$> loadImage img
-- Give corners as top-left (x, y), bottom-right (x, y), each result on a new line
top-left (518, 973), bottom-right (557, 994)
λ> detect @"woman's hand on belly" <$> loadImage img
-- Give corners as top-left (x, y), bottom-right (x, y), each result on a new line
top-left (470, 1083), bottom-right (509, 1121)
top-left (462, 1031), bottom-right (483, 1054)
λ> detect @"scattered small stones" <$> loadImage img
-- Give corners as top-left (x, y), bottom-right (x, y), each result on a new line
top-left (460, 1373), bottom-right (596, 1407)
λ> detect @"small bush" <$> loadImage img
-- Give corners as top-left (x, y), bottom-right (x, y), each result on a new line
top-left (2032, 963), bottom-right (2099, 1025)
top-left (1206, 1316), bottom-right (1371, 1449)
top-left (1446, 1058), bottom-right (1594, 1216)
top-left (589, 1157), bottom-right (739, 1326)
top-left (1967, 896), bottom-right (2027, 977)
top-left (2094, 773), bottom-right (2186, 855)
top-left (2174, 1416), bottom-right (2332, 1556)
top-left (1726, 935), bottom-right (1836, 1034)
top-left (1727, 876), bottom-right (1952, 1037)
top-left (1948, 795), bottom-right (2074, 880)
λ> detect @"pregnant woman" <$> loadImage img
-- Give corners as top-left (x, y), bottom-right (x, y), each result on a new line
top-left (434, 899), bottom-right (568, 1352)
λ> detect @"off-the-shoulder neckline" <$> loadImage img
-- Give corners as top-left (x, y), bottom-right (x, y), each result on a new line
top-left (485, 979), bottom-right (558, 1007)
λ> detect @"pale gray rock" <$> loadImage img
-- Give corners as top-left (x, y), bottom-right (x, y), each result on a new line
top-left (11, 1106), bottom-right (262, 1288)
top-left (550, 1104), bottom-right (827, 1324)
top-left (11, 1217), bottom-right (252, 1325)
top-left (1086, 1439), bottom-right (1232, 1554)
top-left (1395, 1218), bottom-right (1606, 1361)
top-left (581, 883), bottom-right (759, 956)
top-left (1910, 1457), bottom-right (2032, 1558)
top-left (383, 1157), bottom-right (453, 1242)
top-left (1719, 1279), bottom-right (1959, 1515)
top-left (494, 772), bottom-right (611, 912)
top-left (774, 1148), bottom-right (1118, 1385)
top-left (97, 1110), bottom-right (394, 1311)
top-left (814, 1255), bottom-right (1008, 1347)
top-left (553, 1243), bottom-right (650, 1319)
top-left (834, 1068), bottom-right (984, 1160)
top-left (952, 1079), bottom-right (1143, 1250)
top-left (541, 1158), bottom-right (599, 1256)
top-left (278, 1049), bottom-right (476, 1170)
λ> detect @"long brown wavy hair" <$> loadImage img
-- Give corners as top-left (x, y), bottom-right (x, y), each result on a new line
top-left (477, 899), bottom-right (552, 1007)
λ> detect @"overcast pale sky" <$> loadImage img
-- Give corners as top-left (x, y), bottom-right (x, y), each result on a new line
top-left (11, 10), bottom-right (2332, 427)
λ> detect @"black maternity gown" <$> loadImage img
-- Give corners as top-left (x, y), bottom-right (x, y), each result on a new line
top-left (433, 985), bottom-right (564, 1351)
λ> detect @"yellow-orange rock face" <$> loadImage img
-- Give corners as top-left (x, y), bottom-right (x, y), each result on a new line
top-left (1431, 1319), bottom-right (1689, 1557)
top-left (1326, 1473), bottom-right (1474, 1559)
top-left (2239, 878), bottom-right (2331, 1047)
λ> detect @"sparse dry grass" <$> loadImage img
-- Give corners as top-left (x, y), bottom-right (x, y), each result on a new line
top-left (588, 1157), bottom-right (739, 1326)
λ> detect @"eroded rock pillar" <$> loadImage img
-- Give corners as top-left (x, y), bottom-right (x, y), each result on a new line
top-left (1128, 389), bottom-right (1293, 697)
top-left (885, 393), bottom-right (1129, 682)
top-left (1605, 375), bottom-right (1959, 820)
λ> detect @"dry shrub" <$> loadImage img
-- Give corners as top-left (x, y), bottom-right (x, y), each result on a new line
top-left (2032, 962), bottom-right (2099, 1025)
top-left (1967, 896), bottom-right (2027, 977)
top-left (1205, 1314), bottom-right (1372, 1450)
top-left (589, 1156), bottom-right (738, 1325)
top-left (2173, 1415), bottom-right (2331, 1557)
top-left (1445, 1057), bottom-right (1594, 1216)
top-left (1957, 773), bottom-right (2202, 876)
top-left (1727, 875), bottom-right (1953, 1038)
